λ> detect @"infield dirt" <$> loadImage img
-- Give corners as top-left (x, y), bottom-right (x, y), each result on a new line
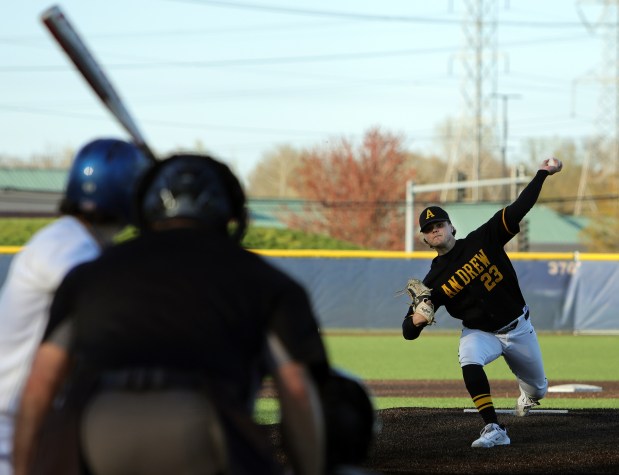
top-left (261, 379), bottom-right (619, 399)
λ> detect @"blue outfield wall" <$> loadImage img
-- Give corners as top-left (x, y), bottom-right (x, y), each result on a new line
top-left (254, 250), bottom-right (619, 334)
top-left (1, 248), bottom-right (618, 334)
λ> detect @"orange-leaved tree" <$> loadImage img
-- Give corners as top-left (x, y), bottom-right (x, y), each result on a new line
top-left (283, 127), bottom-right (417, 250)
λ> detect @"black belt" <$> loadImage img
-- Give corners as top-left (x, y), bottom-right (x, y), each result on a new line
top-left (494, 310), bottom-right (529, 334)
top-left (98, 369), bottom-right (207, 391)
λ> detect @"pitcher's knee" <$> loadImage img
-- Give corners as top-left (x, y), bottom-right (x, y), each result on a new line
top-left (535, 378), bottom-right (549, 399)
top-left (521, 378), bottom-right (548, 400)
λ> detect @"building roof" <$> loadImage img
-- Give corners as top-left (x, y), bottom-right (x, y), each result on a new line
top-left (0, 169), bottom-right (588, 250)
top-left (422, 202), bottom-right (588, 252)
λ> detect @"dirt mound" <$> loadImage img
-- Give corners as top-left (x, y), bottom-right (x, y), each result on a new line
top-left (267, 408), bottom-right (619, 474)
top-left (358, 407), bottom-right (619, 474)
top-left (264, 382), bottom-right (619, 474)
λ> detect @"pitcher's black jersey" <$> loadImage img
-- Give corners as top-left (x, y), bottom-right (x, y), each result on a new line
top-left (403, 170), bottom-right (551, 339)
top-left (423, 209), bottom-right (525, 332)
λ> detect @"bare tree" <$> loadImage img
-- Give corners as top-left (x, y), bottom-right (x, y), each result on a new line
top-left (521, 137), bottom-right (619, 252)
top-left (0, 146), bottom-right (74, 169)
top-left (432, 117), bottom-right (504, 201)
top-left (580, 215), bottom-right (619, 252)
top-left (522, 137), bottom-right (604, 215)
top-left (246, 145), bottom-right (303, 198)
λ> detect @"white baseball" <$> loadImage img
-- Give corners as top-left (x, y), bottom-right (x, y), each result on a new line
top-left (547, 158), bottom-right (559, 167)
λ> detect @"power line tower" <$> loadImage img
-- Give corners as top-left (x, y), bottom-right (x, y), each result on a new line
top-left (576, 0), bottom-right (619, 214)
top-left (458, 0), bottom-right (500, 201)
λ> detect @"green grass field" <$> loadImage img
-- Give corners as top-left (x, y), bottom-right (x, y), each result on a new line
top-left (255, 333), bottom-right (619, 423)
top-left (321, 333), bottom-right (619, 381)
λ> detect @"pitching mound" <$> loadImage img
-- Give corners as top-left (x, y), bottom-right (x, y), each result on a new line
top-left (359, 407), bottom-right (619, 474)
top-left (267, 407), bottom-right (619, 474)
top-left (264, 380), bottom-right (619, 473)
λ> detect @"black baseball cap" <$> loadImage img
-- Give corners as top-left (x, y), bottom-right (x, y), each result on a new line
top-left (419, 206), bottom-right (450, 232)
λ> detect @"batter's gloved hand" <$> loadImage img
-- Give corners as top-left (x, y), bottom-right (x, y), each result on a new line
top-left (399, 278), bottom-right (435, 325)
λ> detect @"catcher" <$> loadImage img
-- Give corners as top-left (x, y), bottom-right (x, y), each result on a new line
top-left (401, 157), bottom-right (563, 448)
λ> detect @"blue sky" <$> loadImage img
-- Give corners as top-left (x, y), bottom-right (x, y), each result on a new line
top-left (0, 1), bottom-right (610, 183)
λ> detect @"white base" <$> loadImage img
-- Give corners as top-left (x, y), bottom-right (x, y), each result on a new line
top-left (463, 409), bottom-right (568, 414)
top-left (548, 383), bottom-right (602, 393)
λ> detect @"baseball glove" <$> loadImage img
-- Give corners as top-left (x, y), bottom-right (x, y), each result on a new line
top-left (400, 278), bottom-right (435, 325)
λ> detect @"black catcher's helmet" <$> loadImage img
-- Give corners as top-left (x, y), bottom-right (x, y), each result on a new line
top-left (136, 153), bottom-right (247, 241)
top-left (320, 368), bottom-right (377, 471)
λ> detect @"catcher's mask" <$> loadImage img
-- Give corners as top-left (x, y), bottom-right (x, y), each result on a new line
top-left (135, 153), bottom-right (248, 241)
top-left (319, 368), bottom-right (377, 470)
top-left (419, 206), bottom-right (450, 233)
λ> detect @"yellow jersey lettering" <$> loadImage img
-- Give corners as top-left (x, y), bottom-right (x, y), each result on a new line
top-left (469, 257), bottom-right (485, 273)
top-left (476, 249), bottom-right (490, 267)
top-left (438, 248), bottom-right (499, 299)
top-left (462, 263), bottom-right (478, 279)
top-left (447, 276), bottom-right (463, 292)
top-left (455, 269), bottom-right (471, 285)
top-left (441, 284), bottom-right (457, 298)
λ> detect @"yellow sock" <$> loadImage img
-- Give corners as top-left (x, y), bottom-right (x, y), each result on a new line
top-left (472, 393), bottom-right (494, 412)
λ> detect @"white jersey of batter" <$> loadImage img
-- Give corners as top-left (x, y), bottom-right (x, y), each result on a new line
top-left (0, 216), bottom-right (101, 474)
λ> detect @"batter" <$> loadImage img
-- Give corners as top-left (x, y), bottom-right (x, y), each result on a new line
top-left (402, 157), bottom-right (563, 448)
top-left (0, 138), bottom-right (151, 475)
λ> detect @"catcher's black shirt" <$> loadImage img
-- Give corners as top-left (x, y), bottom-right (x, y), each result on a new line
top-left (46, 226), bottom-right (329, 474)
top-left (403, 170), bottom-right (550, 338)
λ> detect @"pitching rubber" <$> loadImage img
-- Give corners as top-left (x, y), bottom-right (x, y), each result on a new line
top-left (463, 409), bottom-right (569, 414)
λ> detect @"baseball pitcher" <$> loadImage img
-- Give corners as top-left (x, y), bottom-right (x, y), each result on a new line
top-left (401, 157), bottom-right (562, 448)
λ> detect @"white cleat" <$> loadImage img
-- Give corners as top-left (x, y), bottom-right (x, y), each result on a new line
top-left (514, 389), bottom-right (541, 416)
top-left (471, 423), bottom-right (511, 448)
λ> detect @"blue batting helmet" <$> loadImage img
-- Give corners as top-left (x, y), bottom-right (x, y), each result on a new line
top-left (60, 138), bottom-right (152, 225)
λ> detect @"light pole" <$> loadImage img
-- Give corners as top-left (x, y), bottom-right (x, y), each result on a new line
top-left (493, 93), bottom-right (521, 202)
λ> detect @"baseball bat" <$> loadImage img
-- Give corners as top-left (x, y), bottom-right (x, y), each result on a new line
top-left (40, 5), bottom-right (156, 161)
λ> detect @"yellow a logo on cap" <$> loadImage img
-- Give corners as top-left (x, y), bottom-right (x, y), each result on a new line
top-left (426, 209), bottom-right (435, 219)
